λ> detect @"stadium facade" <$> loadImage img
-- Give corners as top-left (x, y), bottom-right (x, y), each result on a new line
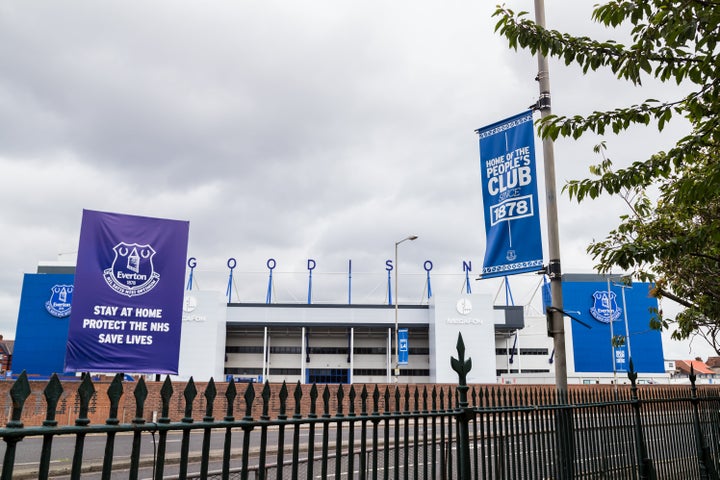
top-left (11, 260), bottom-right (667, 385)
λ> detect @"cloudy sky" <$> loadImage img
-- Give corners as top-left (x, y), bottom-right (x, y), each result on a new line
top-left (0, 2), bottom-right (706, 359)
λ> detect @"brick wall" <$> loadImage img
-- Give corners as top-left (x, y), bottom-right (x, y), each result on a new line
top-left (0, 379), bottom-right (474, 427)
top-left (0, 378), bottom-right (689, 428)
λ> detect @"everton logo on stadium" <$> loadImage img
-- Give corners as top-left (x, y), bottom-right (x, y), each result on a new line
top-left (45, 284), bottom-right (73, 317)
top-left (589, 291), bottom-right (622, 324)
top-left (103, 242), bottom-right (160, 297)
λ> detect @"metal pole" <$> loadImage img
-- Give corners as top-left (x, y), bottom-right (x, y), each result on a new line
top-left (620, 283), bottom-right (632, 359)
top-left (608, 278), bottom-right (618, 390)
top-left (262, 326), bottom-right (268, 382)
top-left (387, 328), bottom-right (392, 383)
top-left (394, 235), bottom-right (417, 383)
top-left (394, 241), bottom-right (399, 383)
top-left (533, 2), bottom-right (572, 478)
top-left (533, 0), bottom-right (567, 394)
top-left (301, 326), bottom-right (306, 384)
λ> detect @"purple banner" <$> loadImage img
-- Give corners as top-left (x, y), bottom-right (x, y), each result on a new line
top-left (65, 210), bottom-right (189, 374)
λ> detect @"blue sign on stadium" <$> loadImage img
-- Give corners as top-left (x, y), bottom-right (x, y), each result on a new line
top-left (563, 276), bottom-right (664, 374)
top-left (12, 273), bottom-right (74, 377)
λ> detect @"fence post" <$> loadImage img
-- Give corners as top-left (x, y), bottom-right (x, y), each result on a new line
top-left (451, 333), bottom-right (472, 480)
top-left (689, 365), bottom-right (720, 480)
top-left (627, 359), bottom-right (656, 480)
top-left (40, 374), bottom-right (64, 479)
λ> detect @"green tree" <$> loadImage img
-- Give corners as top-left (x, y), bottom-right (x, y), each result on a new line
top-left (493, 1), bottom-right (720, 352)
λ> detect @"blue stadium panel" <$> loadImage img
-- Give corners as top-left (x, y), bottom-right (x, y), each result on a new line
top-left (12, 273), bottom-right (74, 377)
top-left (563, 279), bottom-right (664, 374)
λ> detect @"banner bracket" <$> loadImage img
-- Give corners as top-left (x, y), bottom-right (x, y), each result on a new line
top-left (546, 306), bottom-right (592, 335)
top-left (547, 259), bottom-right (562, 280)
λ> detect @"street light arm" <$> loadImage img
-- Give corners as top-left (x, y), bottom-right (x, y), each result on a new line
top-left (395, 235), bottom-right (418, 247)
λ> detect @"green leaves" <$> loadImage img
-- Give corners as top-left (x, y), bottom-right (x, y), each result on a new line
top-left (577, 146), bottom-right (720, 350)
top-left (495, 1), bottom-right (716, 136)
top-left (611, 335), bottom-right (627, 348)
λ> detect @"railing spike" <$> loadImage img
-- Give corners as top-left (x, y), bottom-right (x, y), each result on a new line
top-left (243, 382), bottom-right (255, 421)
top-left (278, 381), bottom-right (288, 420)
top-left (372, 385), bottom-right (380, 415)
top-left (43, 373), bottom-right (64, 427)
top-left (308, 383), bottom-right (318, 419)
top-left (260, 381), bottom-right (271, 420)
top-left (106, 373), bottom-right (123, 425)
top-left (224, 378), bottom-right (237, 421)
top-left (159, 376), bottom-right (174, 422)
top-left (361, 385), bottom-right (369, 415)
top-left (204, 378), bottom-right (217, 421)
top-left (76, 373), bottom-right (96, 427)
top-left (348, 385), bottom-right (356, 416)
top-left (6, 371), bottom-right (30, 428)
top-left (336, 384), bottom-right (345, 417)
top-left (293, 381), bottom-right (303, 419)
top-left (133, 377), bottom-right (148, 424)
top-left (183, 377), bottom-right (197, 423)
top-left (689, 363), bottom-right (697, 386)
top-left (322, 385), bottom-right (331, 418)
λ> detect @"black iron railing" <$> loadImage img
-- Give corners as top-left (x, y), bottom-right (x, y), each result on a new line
top-left (1, 333), bottom-right (720, 479)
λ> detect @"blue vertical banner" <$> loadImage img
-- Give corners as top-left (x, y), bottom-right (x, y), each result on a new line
top-left (477, 110), bottom-right (544, 278)
top-left (398, 328), bottom-right (409, 365)
top-left (614, 343), bottom-right (628, 372)
top-left (65, 209), bottom-right (190, 374)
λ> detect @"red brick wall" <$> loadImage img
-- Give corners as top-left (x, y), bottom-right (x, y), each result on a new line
top-left (0, 379), bottom-right (468, 427)
top-left (0, 378), bottom-right (711, 428)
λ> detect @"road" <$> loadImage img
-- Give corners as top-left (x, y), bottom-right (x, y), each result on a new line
top-left (3, 421), bottom-right (418, 479)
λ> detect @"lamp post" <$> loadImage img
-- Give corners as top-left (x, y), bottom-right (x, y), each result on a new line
top-left (611, 275), bottom-right (633, 373)
top-left (394, 235), bottom-right (418, 383)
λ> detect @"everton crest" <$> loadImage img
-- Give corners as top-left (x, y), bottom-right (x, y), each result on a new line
top-left (45, 284), bottom-right (73, 317)
top-left (589, 291), bottom-right (622, 324)
top-left (103, 242), bottom-right (160, 297)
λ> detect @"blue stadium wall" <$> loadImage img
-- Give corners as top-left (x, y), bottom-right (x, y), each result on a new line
top-left (563, 275), bottom-right (665, 374)
top-left (12, 273), bottom-right (74, 377)
top-left (11, 269), bottom-right (666, 378)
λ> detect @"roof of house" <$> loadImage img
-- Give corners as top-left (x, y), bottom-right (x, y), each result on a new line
top-left (705, 356), bottom-right (720, 368)
top-left (0, 334), bottom-right (12, 354)
top-left (675, 359), bottom-right (715, 375)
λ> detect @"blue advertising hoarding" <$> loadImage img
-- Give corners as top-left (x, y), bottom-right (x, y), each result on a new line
top-left (563, 276), bottom-right (664, 374)
top-left (12, 273), bottom-right (74, 377)
top-left (477, 111), bottom-right (544, 278)
top-left (65, 210), bottom-right (189, 374)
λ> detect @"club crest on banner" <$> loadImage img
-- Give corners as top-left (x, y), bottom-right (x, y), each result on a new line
top-left (589, 291), bottom-right (622, 323)
top-left (45, 284), bottom-right (73, 318)
top-left (103, 242), bottom-right (160, 297)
